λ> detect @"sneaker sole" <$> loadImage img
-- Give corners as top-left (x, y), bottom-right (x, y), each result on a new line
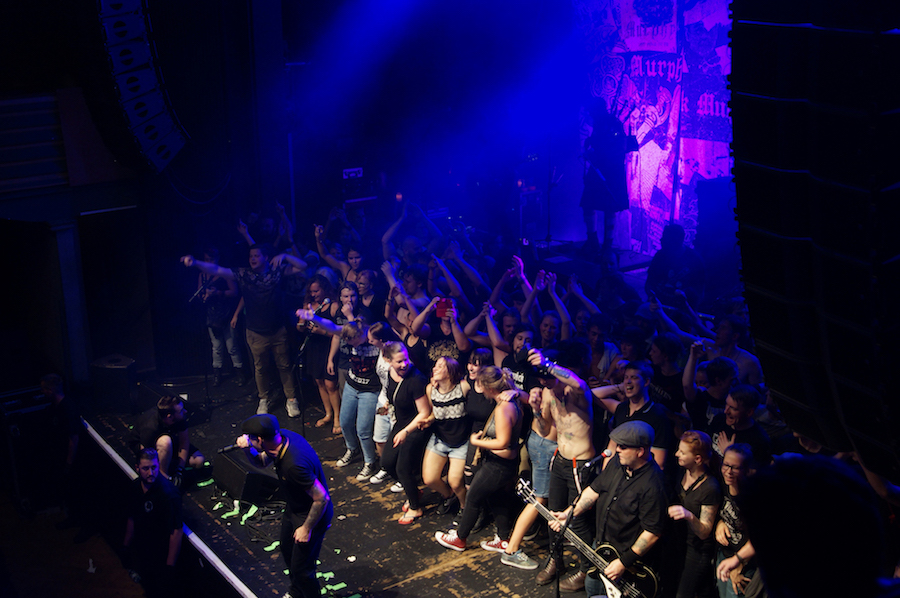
top-left (480, 542), bottom-right (508, 553)
top-left (434, 532), bottom-right (466, 552)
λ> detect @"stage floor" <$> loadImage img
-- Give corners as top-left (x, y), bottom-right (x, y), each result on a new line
top-left (90, 375), bottom-right (582, 598)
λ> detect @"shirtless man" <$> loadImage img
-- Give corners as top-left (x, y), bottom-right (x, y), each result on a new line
top-left (704, 316), bottom-right (763, 386)
top-left (527, 347), bottom-right (595, 593)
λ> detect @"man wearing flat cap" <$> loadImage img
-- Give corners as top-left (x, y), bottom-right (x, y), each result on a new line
top-left (235, 414), bottom-right (332, 598)
top-left (549, 420), bottom-right (667, 598)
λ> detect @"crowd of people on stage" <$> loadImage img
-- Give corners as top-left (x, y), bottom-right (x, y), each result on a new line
top-left (168, 200), bottom-right (900, 598)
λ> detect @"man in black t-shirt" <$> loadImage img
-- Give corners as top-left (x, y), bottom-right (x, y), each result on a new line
top-left (123, 448), bottom-right (183, 597)
top-left (182, 244), bottom-right (307, 416)
top-left (708, 385), bottom-right (771, 469)
top-left (236, 415), bottom-right (332, 598)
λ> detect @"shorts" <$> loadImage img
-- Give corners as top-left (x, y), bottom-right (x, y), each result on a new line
top-left (373, 412), bottom-right (392, 444)
top-left (426, 434), bottom-right (468, 461)
top-left (526, 433), bottom-right (557, 498)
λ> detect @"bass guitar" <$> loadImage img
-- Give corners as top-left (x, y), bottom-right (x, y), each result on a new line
top-left (516, 479), bottom-right (660, 598)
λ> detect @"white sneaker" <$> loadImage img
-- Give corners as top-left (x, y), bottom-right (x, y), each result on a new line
top-left (369, 469), bottom-right (389, 484)
top-left (286, 399), bottom-right (300, 418)
top-left (356, 462), bottom-right (377, 481)
top-left (256, 399), bottom-right (269, 414)
top-left (390, 481), bottom-right (404, 493)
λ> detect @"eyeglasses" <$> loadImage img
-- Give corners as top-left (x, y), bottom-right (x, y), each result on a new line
top-left (721, 463), bottom-right (745, 471)
top-left (617, 445), bottom-right (634, 450)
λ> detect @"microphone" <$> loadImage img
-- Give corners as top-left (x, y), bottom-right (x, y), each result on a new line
top-left (582, 449), bottom-right (613, 470)
top-left (217, 443), bottom-right (242, 454)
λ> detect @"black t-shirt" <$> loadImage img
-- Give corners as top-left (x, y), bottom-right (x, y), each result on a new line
top-left (275, 430), bottom-right (333, 527)
top-left (501, 354), bottom-right (541, 392)
top-left (386, 369), bottom-right (428, 429)
top-left (612, 400), bottom-right (676, 454)
top-left (650, 368), bottom-right (686, 415)
top-left (708, 415), bottom-right (772, 468)
top-left (346, 342), bottom-right (381, 393)
top-left (676, 473), bottom-right (722, 551)
top-left (128, 476), bottom-right (182, 565)
top-left (592, 455), bottom-right (667, 568)
top-left (718, 490), bottom-right (750, 558)
top-left (687, 389), bottom-right (726, 433)
top-left (425, 323), bottom-right (470, 372)
top-left (232, 264), bottom-right (289, 335)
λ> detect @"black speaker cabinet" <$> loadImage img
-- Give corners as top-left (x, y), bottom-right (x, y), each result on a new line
top-left (213, 450), bottom-right (283, 504)
top-left (90, 354), bottom-right (137, 414)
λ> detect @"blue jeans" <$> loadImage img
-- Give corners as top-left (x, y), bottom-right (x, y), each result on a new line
top-left (716, 549), bottom-right (756, 598)
top-left (526, 433), bottom-right (557, 498)
top-left (585, 571), bottom-right (606, 597)
top-left (340, 385), bottom-right (378, 465)
top-left (208, 325), bottom-right (243, 369)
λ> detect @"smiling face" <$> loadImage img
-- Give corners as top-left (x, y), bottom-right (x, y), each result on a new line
top-left (501, 315), bottom-right (518, 340)
top-left (721, 450), bottom-right (747, 488)
top-left (724, 395), bottom-right (752, 428)
top-left (308, 282), bottom-right (325, 304)
top-left (622, 368), bottom-right (648, 400)
top-left (356, 273), bottom-right (372, 296)
top-left (539, 315), bottom-right (560, 343)
top-left (432, 358), bottom-right (448, 381)
top-left (390, 348), bottom-right (411, 377)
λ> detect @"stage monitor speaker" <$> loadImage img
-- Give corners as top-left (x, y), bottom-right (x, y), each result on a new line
top-left (214, 451), bottom-right (284, 505)
top-left (90, 354), bottom-right (136, 414)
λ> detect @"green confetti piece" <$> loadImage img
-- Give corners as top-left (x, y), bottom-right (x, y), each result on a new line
top-left (347, 594), bottom-right (362, 598)
top-left (320, 589), bottom-right (326, 596)
top-left (326, 582), bottom-right (347, 591)
top-left (284, 569), bottom-right (290, 575)
top-left (240, 504), bottom-right (258, 525)
top-left (204, 461), bottom-right (211, 466)
top-left (263, 541), bottom-right (280, 552)
top-left (197, 479), bottom-right (215, 488)
top-left (221, 504), bottom-right (241, 519)
top-left (316, 560), bottom-right (321, 565)
top-left (333, 549), bottom-right (341, 555)
top-left (212, 502), bottom-right (224, 510)
top-left (316, 571), bottom-right (334, 581)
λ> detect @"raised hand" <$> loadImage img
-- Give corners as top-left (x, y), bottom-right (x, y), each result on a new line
top-left (180, 255), bottom-right (194, 267)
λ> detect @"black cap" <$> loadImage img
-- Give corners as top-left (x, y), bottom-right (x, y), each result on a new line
top-left (610, 420), bottom-right (654, 447)
top-left (241, 414), bottom-right (280, 439)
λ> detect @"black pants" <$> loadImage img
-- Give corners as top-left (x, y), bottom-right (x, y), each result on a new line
top-left (457, 454), bottom-right (519, 540)
top-left (280, 508), bottom-right (331, 598)
top-left (548, 452), bottom-right (597, 572)
top-left (382, 426), bottom-right (429, 510)
top-left (675, 543), bottom-right (716, 598)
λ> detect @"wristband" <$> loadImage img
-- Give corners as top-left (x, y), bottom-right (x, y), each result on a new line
top-left (619, 548), bottom-right (640, 568)
top-left (735, 553), bottom-right (747, 566)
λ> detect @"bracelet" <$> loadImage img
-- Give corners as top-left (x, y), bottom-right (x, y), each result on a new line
top-left (735, 553), bottom-right (747, 566)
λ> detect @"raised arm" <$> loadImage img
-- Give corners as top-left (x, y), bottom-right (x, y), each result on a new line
top-left (270, 252), bottom-right (308, 275)
top-left (545, 272), bottom-right (573, 340)
top-left (295, 308), bottom-right (342, 336)
top-left (410, 297), bottom-right (438, 337)
top-left (488, 268), bottom-right (515, 313)
top-left (444, 240), bottom-right (491, 300)
top-left (446, 301), bottom-right (472, 353)
top-left (520, 270), bottom-right (547, 324)
top-left (237, 219), bottom-right (255, 246)
top-left (315, 224), bottom-right (351, 278)
top-left (682, 339), bottom-right (705, 403)
top-left (432, 254), bottom-right (474, 318)
top-left (568, 275), bottom-right (601, 315)
top-left (181, 255), bottom-right (235, 281)
top-left (381, 203), bottom-right (407, 261)
top-left (528, 348), bottom-right (589, 394)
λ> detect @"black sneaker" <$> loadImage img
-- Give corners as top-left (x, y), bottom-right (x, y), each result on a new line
top-left (438, 494), bottom-right (459, 516)
top-left (335, 448), bottom-right (360, 468)
top-left (356, 462), bottom-right (377, 481)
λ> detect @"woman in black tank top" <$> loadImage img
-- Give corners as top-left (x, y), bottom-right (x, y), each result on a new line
top-left (435, 366), bottom-right (525, 552)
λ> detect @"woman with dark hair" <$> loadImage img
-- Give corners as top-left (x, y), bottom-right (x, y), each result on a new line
top-left (297, 275), bottom-right (340, 433)
top-left (667, 430), bottom-right (722, 598)
top-left (365, 322), bottom-right (400, 484)
top-left (714, 443), bottom-right (756, 598)
top-left (379, 343), bottom-right (431, 525)
top-left (421, 357), bottom-right (471, 516)
top-left (435, 366), bottom-right (524, 551)
top-left (356, 269), bottom-right (386, 326)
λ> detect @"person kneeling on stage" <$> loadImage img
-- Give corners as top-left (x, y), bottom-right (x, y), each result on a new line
top-left (235, 414), bottom-right (333, 598)
top-left (123, 448), bottom-right (183, 597)
top-left (129, 395), bottom-right (205, 489)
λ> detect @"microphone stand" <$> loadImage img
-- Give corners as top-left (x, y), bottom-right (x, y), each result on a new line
top-left (546, 466), bottom-right (595, 598)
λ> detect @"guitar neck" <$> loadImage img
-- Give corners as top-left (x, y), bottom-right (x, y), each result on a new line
top-left (523, 487), bottom-right (610, 572)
